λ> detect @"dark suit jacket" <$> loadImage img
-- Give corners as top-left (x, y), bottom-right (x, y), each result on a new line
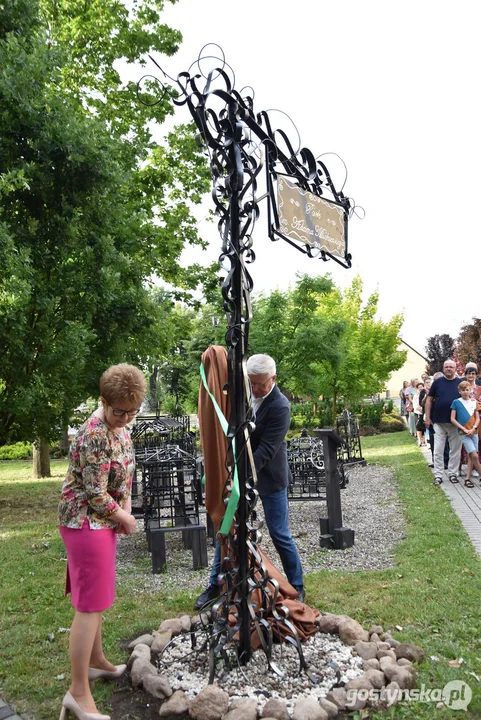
top-left (250, 384), bottom-right (292, 496)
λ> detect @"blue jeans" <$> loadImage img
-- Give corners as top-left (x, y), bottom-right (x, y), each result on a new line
top-left (210, 488), bottom-right (304, 589)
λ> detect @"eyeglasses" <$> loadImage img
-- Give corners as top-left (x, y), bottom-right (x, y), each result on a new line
top-left (250, 377), bottom-right (274, 390)
top-left (109, 405), bottom-right (141, 418)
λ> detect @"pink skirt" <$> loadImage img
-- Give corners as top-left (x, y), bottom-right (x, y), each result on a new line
top-left (59, 518), bottom-right (117, 612)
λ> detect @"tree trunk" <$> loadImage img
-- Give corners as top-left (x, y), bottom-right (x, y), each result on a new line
top-left (59, 427), bottom-right (69, 453)
top-left (33, 437), bottom-right (51, 478)
top-left (149, 367), bottom-right (158, 401)
top-left (332, 387), bottom-right (337, 422)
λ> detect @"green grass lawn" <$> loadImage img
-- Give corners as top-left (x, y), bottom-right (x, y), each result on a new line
top-left (1, 435), bottom-right (481, 719)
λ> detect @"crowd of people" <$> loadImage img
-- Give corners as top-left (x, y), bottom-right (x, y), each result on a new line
top-left (400, 360), bottom-right (481, 487)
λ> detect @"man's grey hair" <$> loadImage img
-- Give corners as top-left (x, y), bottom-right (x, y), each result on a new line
top-left (247, 354), bottom-right (276, 376)
top-left (443, 358), bottom-right (456, 366)
top-left (433, 371), bottom-right (443, 379)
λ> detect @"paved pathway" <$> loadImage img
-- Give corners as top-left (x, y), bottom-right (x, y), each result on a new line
top-left (0, 699), bottom-right (21, 720)
top-left (420, 442), bottom-right (481, 557)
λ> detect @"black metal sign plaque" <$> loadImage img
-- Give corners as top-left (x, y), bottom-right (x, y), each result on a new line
top-left (275, 177), bottom-right (348, 261)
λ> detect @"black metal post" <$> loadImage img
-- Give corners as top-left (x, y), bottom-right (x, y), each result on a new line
top-left (314, 429), bottom-right (354, 549)
top-left (228, 118), bottom-right (251, 664)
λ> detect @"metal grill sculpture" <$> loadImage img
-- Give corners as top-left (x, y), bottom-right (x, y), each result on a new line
top-left (138, 446), bottom-right (207, 572)
top-left (139, 45), bottom-right (356, 674)
top-left (140, 447), bottom-right (200, 528)
top-left (335, 410), bottom-right (365, 467)
top-left (132, 414), bottom-right (195, 455)
top-left (287, 434), bottom-right (347, 501)
top-left (131, 415), bottom-right (197, 514)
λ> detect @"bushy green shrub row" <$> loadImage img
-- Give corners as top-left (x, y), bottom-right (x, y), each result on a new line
top-left (290, 400), bottom-right (336, 429)
top-left (290, 397), bottom-right (405, 434)
top-left (379, 414), bottom-right (406, 433)
top-left (0, 441), bottom-right (33, 460)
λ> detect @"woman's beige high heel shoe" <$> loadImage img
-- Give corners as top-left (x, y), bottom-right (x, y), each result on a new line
top-left (59, 691), bottom-right (110, 720)
top-left (87, 664), bottom-right (126, 681)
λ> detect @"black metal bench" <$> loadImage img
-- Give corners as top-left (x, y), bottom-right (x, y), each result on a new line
top-left (287, 432), bottom-right (347, 501)
top-left (148, 524), bottom-right (208, 573)
top-left (138, 446), bottom-right (208, 573)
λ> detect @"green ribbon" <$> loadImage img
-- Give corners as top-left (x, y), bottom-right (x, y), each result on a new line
top-left (199, 361), bottom-right (239, 535)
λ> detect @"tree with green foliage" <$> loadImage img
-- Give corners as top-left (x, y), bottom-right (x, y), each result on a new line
top-left (456, 318), bottom-right (481, 368)
top-left (249, 274), bottom-right (405, 418)
top-left (151, 300), bottom-right (227, 412)
top-left (144, 299), bottom-right (196, 414)
top-left (313, 277), bottom-right (405, 416)
top-left (248, 274), bottom-right (336, 394)
top-left (425, 334), bottom-right (456, 375)
top-left (0, 0), bottom-right (213, 474)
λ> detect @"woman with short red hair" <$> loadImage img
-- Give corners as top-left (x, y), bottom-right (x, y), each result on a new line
top-left (58, 364), bottom-right (146, 720)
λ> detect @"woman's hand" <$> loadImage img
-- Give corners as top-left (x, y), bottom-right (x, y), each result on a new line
top-left (111, 507), bottom-right (137, 535)
top-left (120, 514), bottom-right (137, 535)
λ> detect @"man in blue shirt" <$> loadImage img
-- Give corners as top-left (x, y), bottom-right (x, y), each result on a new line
top-left (424, 358), bottom-right (463, 485)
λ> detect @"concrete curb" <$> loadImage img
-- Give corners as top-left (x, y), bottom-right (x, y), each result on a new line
top-left (0, 699), bottom-right (22, 720)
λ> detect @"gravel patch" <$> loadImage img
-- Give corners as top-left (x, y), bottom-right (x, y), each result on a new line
top-left (283, 463), bottom-right (406, 573)
top-left (158, 628), bottom-right (364, 714)
top-left (116, 463), bottom-right (406, 594)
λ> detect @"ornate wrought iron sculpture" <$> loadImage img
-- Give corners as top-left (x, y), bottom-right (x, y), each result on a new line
top-left (139, 45), bottom-right (356, 676)
top-left (335, 410), bottom-right (365, 467)
top-left (287, 433), bottom-right (348, 501)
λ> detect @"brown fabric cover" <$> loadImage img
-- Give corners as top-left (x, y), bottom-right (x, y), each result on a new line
top-left (198, 345), bottom-right (230, 533)
top-left (198, 345), bottom-right (320, 644)
top-left (258, 548), bottom-right (298, 599)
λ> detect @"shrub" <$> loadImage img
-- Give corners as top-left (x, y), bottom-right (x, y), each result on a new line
top-left (0, 441), bottom-right (33, 460)
top-left (359, 425), bottom-right (381, 436)
top-left (358, 402), bottom-right (385, 428)
top-left (384, 399), bottom-right (394, 414)
top-left (290, 401), bottom-right (316, 428)
top-left (161, 393), bottom-right (185, 416)
top-left (379, 415), bottom-right (406, 433)
top-left (49, 444), bottom-right (69, 459)
top-left (290, 415), bottom-right (304, 430)
top-left (318, 402), bottom-right (334, 428)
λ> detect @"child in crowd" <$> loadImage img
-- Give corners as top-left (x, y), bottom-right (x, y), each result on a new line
top-left (451, 380), bottom-right (481, 488)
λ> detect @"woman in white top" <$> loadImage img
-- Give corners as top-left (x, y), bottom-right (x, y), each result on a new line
top-left (413, 381), bottom-right (426, 447)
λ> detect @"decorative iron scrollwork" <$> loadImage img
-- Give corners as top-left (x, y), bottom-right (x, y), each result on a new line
top-left (139, 44), bottom-right (356, 680)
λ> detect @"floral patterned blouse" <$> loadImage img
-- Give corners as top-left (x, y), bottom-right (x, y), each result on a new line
top-left (58, 414), bottom-right (135, 529)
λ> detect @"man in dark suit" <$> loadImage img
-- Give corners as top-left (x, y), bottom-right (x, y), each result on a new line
top-left (195, 354), bottom-right (305, 608)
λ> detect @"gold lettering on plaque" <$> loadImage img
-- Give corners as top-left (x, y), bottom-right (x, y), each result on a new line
top-left (277, 177), bottom-right (346, 257)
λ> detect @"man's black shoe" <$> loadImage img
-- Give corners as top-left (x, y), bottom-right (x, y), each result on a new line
top-left (295, 586), bottom-right (306, 603)
top-left (194, 584), bottom-right (220, 610)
